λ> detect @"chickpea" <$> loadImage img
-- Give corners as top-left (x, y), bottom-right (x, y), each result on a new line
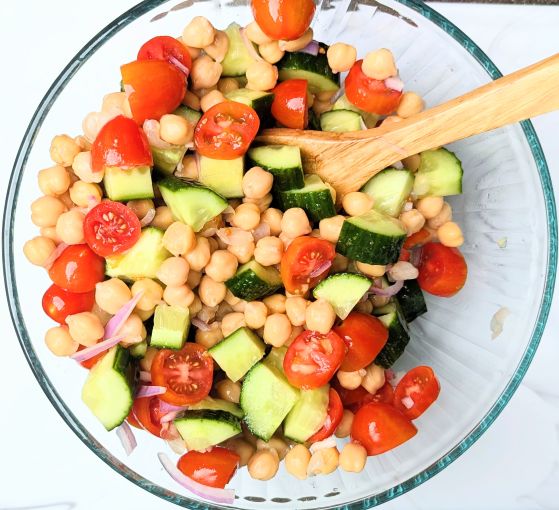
top-left (162, 221), bottom-right (196, 256)
top-left (389, 260), bottom-right (419, 280)
top-left (438, 221), bottom-right (464, 247)
top-left (156, 257), bottom-right (189, 287)
top-left (305, 299), bottom-right (336, 334)
top-left (81, 111), bottom-right (110, 141)
top-left (263, 294), bottom-right (286, 314)
top-left (71, 151), bottom-right (103, 183)
top-left (203, 250), bottom-right (237, 283)
top-left (263, 313), bottom-right (292, 347)
top-left (191, 55), bottom-right (222, 90)
top-left (184, 236), bottom-right (211, 271)
top-left (372, 294), bottom-right (390, 308)
top-left (318, 215), bottom-right (345, 244)
top-left (243, 193), bottom-right (273, 213)
top-left (245, 21), bottom-right (273, 45)
top-left (427, 202), bottom-right (452, 230)
top-left (45, 326), bottom-right (79, 356)
top-left (131, 279), bottom-right (163, 311)
top-left (307, 447), bottom-right (339, 476)
top-left (332, 253), bottom-right (349, 273)
top-left (246, 61), bottom-right (278, 91)
top-left (399, 209), bottom-right (425, 235)
top-left (194, 321), bottom-right (223, 348)
top-left (49, 134), bottom-right (81, 166)
top-left (327, 42), bottom-right (357, 73)
top-left (163, 285), bottom-right (195, 309)
top-left (339, 443), bottom-right (367, 473)
top-left (231, 203), bottom-right (260, 231)
top-left (117, 313), bottom-right (146, 346)
top-left (140, 347), bottom-right (158, 372)
top-left (256, 41), bottom-right (283, 65)
top-left (260, 208), bottom-right (283, 236)
top-left (74, 135), bottom-right (91, 150)
top-left (361, 363), bottom-right (385, 394)
top-left (285, 297), bottom-right (308, 327)
top-left (198, 275), bottom-right (227, 307)
top-left (355, 300), bottom-right (373, 314)
top-left (254, 236), bottom-right (283, 267)
top-left (416, 196), bottom-right (444, 219)
top-left (182, 89), bottom-right (201, 111)
top-left (38, 165), bottom-right (71, 196)
top-left (397, 92), bottom-right (424, 118)
top-left (227, 241), bottom-right (255, 264)
top-left (40, 226), bottom-right (62, 244)
top-left (242, 166), bottom-right (274, 199)
top-left (286, 325), bottom-right (304, 346)
top-left (159, 114), bottom-right (194, 145)
top-left (204, 30), bottom-right (229, 62)
top-left (31, 195), bottom-right (66, 227)
top-left (362, 48), bottom-right (397, 80)
top-left (337, 369), bottom-right (365, 390)
top-left (23, 236), bottom-right (56, 267)
top-left (224, 290), bottom-right (241, 307)
top-left (402, 153), bottom-right (421, 172)
top-left (247, 449), bottom-right (279, 481)
top-left (335, 409), bottom-right (354, 438)
top-left (125, 200), bottom-right (153, 221)
top-left (281, 208), bottom-right (311, 238)
top-left (182, 16), bottom-right (216, 48)
top-left (355, 261), bottom-right (386, 277)
top-left (221, 312), bottom-right (246, 337)
top-left (91, 302), bottom-right (112, 326)
top-left (256, 437), bottom-right (290, 461)
top-left (285, 444), bottom-right (311, 480)
top-left (343, 192), bottom-right (374, 217)
top-left (187, 270), bottom-right (202, 289)
top-left (279, 28), bottom-right (313, 52)
top-left (312, 99), bottom-right (332, 116)
top-left (224, 438), bottom-right (255, 467)
top-left (231, 299), bottom-right (247, 313)
top-left (215, 379), bottom-right (241, 403)
top-left (189, 295), bottom-right (203, 316)
top-left (69, 181), bottom-right (102, 208)
top-left (101, 91), bottom-right (126, 115)
top-left (244, 301), bottom-right (268, 329)
top-left (55, 209), bottom-right (85, 245)
top-left (95, 278), bottom-right (131, 315)
top-left (200, 90), bottom-right (226, 112)
top-left (175, 154), bottom-right (198, 180)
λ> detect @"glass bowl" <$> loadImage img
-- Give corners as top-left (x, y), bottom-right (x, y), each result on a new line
top-left (3, 0), bottom-right (557, 508)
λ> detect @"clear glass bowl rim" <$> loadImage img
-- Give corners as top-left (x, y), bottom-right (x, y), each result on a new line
top-left (2, 1), bottom-right (557, 508)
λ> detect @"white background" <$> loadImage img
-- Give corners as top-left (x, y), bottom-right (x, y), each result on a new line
top-left (1, 2), bottom-right (558, 509)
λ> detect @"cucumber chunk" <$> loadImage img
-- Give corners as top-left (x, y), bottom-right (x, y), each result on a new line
top-left (173, 105), bottom-right (202, 125)
top-left (332, 94), bottom-right (379, 128)
top-left (320, 109), bottom-right (363, 132)
top-left (283, 385), bottom-right (329, 443)
top-left (188, 397), bottom-right (244, 418)
top-left (262, 346), bottom-right (288, 373)
top-left (246, 145), bottom-right (304, 191)
top-left (209, 327), bottom-right (266, 382)
top-left (221, 23), bottom-right (256, 77)
top-left (105, 227), bottom-right (171, 280)
top-left (226, 88), bottom-right (274, 126)
top-left (103, 166), bottom-right (154, 201)
top-left (198, 155), bottom-right (244, 198)
top-left (129, 340), bottom-right (147, 359)
top-left (226, 260), bottom-right (282, 301)
top-left (313, 272), bottom-right (372, 320)
top-left (174, 410), bottom-right (241, 451)
top-left (376, 305), bottom-right (411, 368)
top-left (396, 279), bottom-right (427, 323)
top-left (81, 345), bottom-right (134, 431)
top-left (151, 146), bottom-right (186, 175)
top-left (413, 148), bottom-right (463, 198)
top-left (361, 168), bottom-right (415, 217)
top-left (278, 174), bottom-right (336, 222)
top-left (336, 210), bottom-right (406, 265)
top-left (150, 304), bottom-right (190, 349)
top-left (158, 175), bottom-right (228, 232)
top-left (240, 362), bottom-right (299, 441)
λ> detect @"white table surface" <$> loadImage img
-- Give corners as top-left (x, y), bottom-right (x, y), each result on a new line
top-left (1, 2), bottom-right (558, 509)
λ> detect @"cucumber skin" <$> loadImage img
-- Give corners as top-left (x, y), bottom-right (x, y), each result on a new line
top-left (151, 146), bottom-right (186, 175)
top-left (225, 268), bottom-right (283, 301)
top-left (397, 279), bottom-right (427, 323)
top-left (245, 153), bottom-right (304, 191)
top-left (375, 310), bottom-right (410, 368)
top-left (176, 410), bottom-right (241, 429)
top-left (277, 188), bottom-right (336, 222)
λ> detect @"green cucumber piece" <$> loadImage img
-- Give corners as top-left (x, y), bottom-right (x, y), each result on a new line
top-left (413, 148), bottom-right (463, 198)
top-left (150, 304), bottom-right (190, 349)
top-left (313, 272), bottom-right (372, 319)
top-left (246, 145), bottom-right (304, 191)
top-left (262, 346), bottom-right (288, 373)
top-left (308, 109), bottom-right (322, 131)
top-left (188, 397), bottom-right (244, 419)
top-left (225, 88), bottom-right (274, 126)
top-left (283, 385), bottom-right (329, 443)
top-left (225, 260), bottom-right (282, 301)
top-left (361, 168), bottom-right (415, 217)
top-left (198, 155), bottom-right (244, 198)
top-left (151, 146), bottom-right (186, 175)
top-left (173, 105), bottom-right (202, 125)
top-left (278, 174), bottom-right (336, 222)
top-left (174, 410), bottom-right (241, 451)
top-left (320, 109), bottom-right (363, 132)
top-left (103, 166), bottom-right (153, 201)
top-left (376, 305), bottom-right (411, 368)
top-left (396, 279), bottom-right (427, 323)
top-left (332, 94), bottom-right (379, 128)
top-left (129, 340), bottom-right (147, 359)
top-left (221, 23), bottom-right (256, 77)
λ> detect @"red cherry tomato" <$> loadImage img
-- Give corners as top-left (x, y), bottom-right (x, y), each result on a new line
top-left (308, 388), bottom-right (343, 443)
top-left (77, 343), bottom-right (107, 369)
top-left (42, 284), bottom-right (95, 324)
top-left (91, 115), bottom-right (152, 172)
top-left (333, 379), bottom-right (394, 412)
top-left (283, 330), bottom-right (347, 389)
top-left (345, 60), bottom-right (402, 115)
top-left (126, 407), bottom-right (143, 429)
top-left (271, 79), bottom-right (308, 129)
top-left (48, 244), bottom-right (105, 293)
top-left (83, 201), bottom-right (142, 257)
top-left (121, 60), bottom-right (185, 125)
top-left (280, 236), bottom-right (335, 295)
top-left (251, 0), bottom-right (315, 40)
top-left (130, 396), bottom-right (165, 437)
top-left (334, 312), bottom-right (388, 372)
top-left (194, 102), bottom-right (260, 160)
top-left (417, 242), bottom-right (467, 297)
top-left (351, 402), bottom-right (417, 455)
top-left (403, 228), bottom-right (432, 250)
top-left (138, 35), bottom-right (192, 76)
top-left (151, 344), bottom-right (214, 406)
top-left (393, 366), bottom-right (440, 420)
top-left (177, 447), bottom-right (240, 489)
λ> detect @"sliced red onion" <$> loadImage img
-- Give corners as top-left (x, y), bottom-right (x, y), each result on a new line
top-left (409, 248), bottom-right (422, 268)
top-left (160, 410), bottom-right (182, 423)
top-left (216, 227), bottom-right (253, 246)
top-left (103, 291), bottom-right (144, 340)
top-left (330, 86), bottom-right (345, 104)
top-left (384, 76), bottom-right (404, 92)
top-left (197, 305), bottom-right (218, 323)
top-left (44, 242), bottom-right (69, 270)
top-left (252, 222), bottom-right (271, 242)
top-left (309, 436), bottom-right (336, 453)
top-left (240, 28), bottom-right (263, 62)
top-left (136, 385), bottom-right (166, 398)
top-left (168, 55), bottom-right (190, 77)
top-left (401, 396), bottom-right (414, 409)
top-left (140, 208), bottom-right (156, 227)
top-left (309, 258), bottom-right (332, 278)
top-left (139, 370), bottom-right (152, 383)
top-left (369, 279), bottom-right (404, 297)
top-left (158, 401), bottom-right (188, 416)
top-left (116, 421), bottom-right (137, 456)
top-left (70, 335), bottom-right (124, 362)
top-left (299, 40), bottom-right (320, 56)
top-left (158, 452), bottom-right (235, 505)
top-left (167, 437), bottom-right (187, 455)
top-left (192, 317), bottom-right (211, 331)
top-left (143, 119), bottom-right (174, 150)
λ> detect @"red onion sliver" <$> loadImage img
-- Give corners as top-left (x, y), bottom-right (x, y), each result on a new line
top-left (167, 437), bottom-right (187, 455)
top-left (369, 279), bottom-right (404, 297)
top-left (309, 259), bottom-right (332, 278)
top-left (136, 385), bottom-right (166, 398)
top-left (158, 400), bottom-right (188, 416)
top-left (70, 335), bottom-right (124, 362)
top-left (192, 317), bottom-right (211, 331)
top-left (240, 28), bottom-right (263, 62)
top-left (216, 227), bottom-right (253, 246)
top-left (158, 452), bottom-right (235, 505)
top-left (140, 208), bottom-right (156, 227)
top-left (384, 76), bottom-right (404, 92)
top-left (104, 290), bottom-right (144, 340)
top-left (168, 55), bottom-right (191, 77)
top-left (160, 410), bottom-right (182, 423)
top-left (44, 242), bottom-right (69, 270)
top-left (139, 370), bottom-right (152, 383)
top-left (409, 248), bottom-right (422, 268)
top-left (116, 421), bottom-right (137, 456)
top-left (299, 40), bottom-right (320, 56)
top-left (252, 222), bottom-right (271, 242)
top-left (143, 119), bottom-right (174, 150)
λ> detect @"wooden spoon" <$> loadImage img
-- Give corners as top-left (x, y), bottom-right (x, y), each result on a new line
top-left (256, 53), bottom-right (559, 197)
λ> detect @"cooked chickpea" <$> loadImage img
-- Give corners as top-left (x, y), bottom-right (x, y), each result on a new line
top-left (184, 236), bottom-right (211, 271)
top-left (224, 438), bottom-right (255, 467)
top-left (327, 42), bottom-right (357, 73)
top-left (49, 134), bottom-right (81, 166)
top-left (200, 90), bottom-right (226, 112)
top-left (231, 299), bottom-right (247, 313)
top-left (362, 48), bottom-right (397, 80)
top-left (215, 379), bottom-right (241, 403)
top-left (69, 181), bottom-right (102, 208)
top-left (231, 203), bottom-right (260, 231)
top-left (337, 369), bottom-right (365, 390)
top-left (397, 92), bottom-right (424, 118)
top-left (263, 294), bottom-right (286, 314)
top-left (23, 236), bottom-right (56, 266)
top-left (254, 236), bottom-right (283, 267)
top-left (416, 196), bottom-right (444, 219)
top-left (204, 30), bottom-right (229, 62)
top-left (339, 443), bottom-right (367, 473)
top-left (260, 208), bottom-right (283, 236)
top-left (164, 284), bottom-right (195, 309)
top-left (243, 193), bottom-right (273, 213)
top-left (187, 270), bottom-right (202, 289)
top-left (217, 78), bottom-right (239, 95)
top-left (163, 221), bottom-right (196, 256)
top-left (335, 409), bottom-right (354, 438)
top-left (402, 153), bottom-right (421, 172)
top-left (198, 275), bottom-right (227, 307)
top-left (55, 209), bottom-right (85, 245)
top-left (246, 61), bottom-right (278, 91)
top-left (438, 221), bottom-right (464, 247)
top-left (40, 226), bottom-right (62, 244)
top-left (221, 312), bottom-right (246, 338)
top-left (175, 154), bottom-right (198, 180)
top-left (82, 111), bottom-right (111, 141)
top-left (182, 16), bottom-right (216, 48)
top-left (95, 278), bottom-right (131, 315)
top-left (101, 91), bottom-right (126, 115)
top-left (191, 55), bottom-right (222, 89)
top-left (139, 347), bottom-right (159, 372)
top-left (117, 313), bottom-right (146, 346)
top-left (91, 302), bottom-right (112, 326)
top-left (285, 297), bottom-right (308, 327)
top-left (284, 444), bottom-right (311, 480)
top-left (248, 448), bottom-right (279, 481)
top-left (263, 313), bottom-right (292, 347)
top-left (131, 279), bottom-right (163, 311)
top-left (427, 202), bottom-right (452, 229)
top-left (305, 299), bottom-right (336, 334)
top-left (400, 209), bottom-right (425, 235)
top-left (38, 165), bottom-right (71, 196)
top-left (194, 321), bottom-right (223, 348)
top-left (307, 447), bottom-right (339, 476)
top-left (361, 363), bottom-right (385, 394)
top-left (259, 41), bottom-right (284, 64)
top-left (245, 21), bottom-right (273, 45)
top-left (256, 437), bottom-right (289, 460)
top-left (281, 208), bottom-right (311, 238)
top-left (156, 257), bottom-right (189, 287)
top-left (125, 199), bottom-right (154, 221)
top-left (45, 326), bottom-right (79, 356)
top-left (355, 261), bottom-right (386, 277)
top-left (279, 28), bottom-right (313, 52)
top-left (286, 325), bottom-right (304, 346)
top-left (372, 294), bottom-right (390, 308)
top-left (54, 190), bottom-right (74, 209)
top-left (203, 250), bottom-right (238, 283)
top-left (343, 192), bottom-right (374, 217)
top-left (182, 89), bottom-right (201, 110)
top-left (355, 300), bottom-right (373, 314)
top-left (227, 241), bottom-right (255, 264)
top-left (244, 301), bottom-right (268, 329)
top-left (242, 166), bottom-right (273, 199)
top-left (389, 260), bottom-right (419, 280)
top-left (332, 253), bottom-right (349, 273)
top-left (318, 215), bottom-right (345, 244)
top-left (31, 195), bottom-right (66, 227)
top-left (159, 114), bottom-right (194, 145)
top-left (72, 151), bottom-right (103, 183)
top-left (189, 295), bottom-right (203, 316)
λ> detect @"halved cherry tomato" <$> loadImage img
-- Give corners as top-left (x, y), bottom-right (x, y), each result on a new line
top-left (194, 102), bottom-right (260, 160)
top-left (393, 366), bottom-right (440, 420)
top-left (351, 402), bottom-right (417, 455)
top-left (91, 115), bottom-right (152, 172)
top-left (280, 236), bottom-right (335, 295)
top-left (308, 388), bottom-right (343, 443)
top-left (138, 35), bottom-right (192, 76)
top-left (130, 396), bottom-right (165, 436)
top-left (177, 447), bottom-right (240, 489)
top-left (334, 312), bottom-right (388, 372)
top-left (345, 60), bottom-right (402, 115)
top-left (271, 79), bottom-right (308, 129)
top-left (283, 330), bottom-right (347, 389)
top-left (399, 248), bottom-right (411, 262)
top-left (251, 0), bottom-right (315, 40)
top-left (126, 407), bottom-right (143, 429)
top-left (333, 379), bottom-right (394, 412)
top-left (83, 201), bottom-right (141, 257)
top-left (77, 344), bottom-right (106, 370)
top-left (48, 244), bottom-right (105, 293)
top-left (151, 344), bottom-right (214, 406)
top-left (403, 228), bottom-right (431, 250)
top-left (121, 60), bottom-right (185, 124)
top-left (42, 284), bottom-right (95, 324)
top-left (417, 242), bottom-right (467, 297)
